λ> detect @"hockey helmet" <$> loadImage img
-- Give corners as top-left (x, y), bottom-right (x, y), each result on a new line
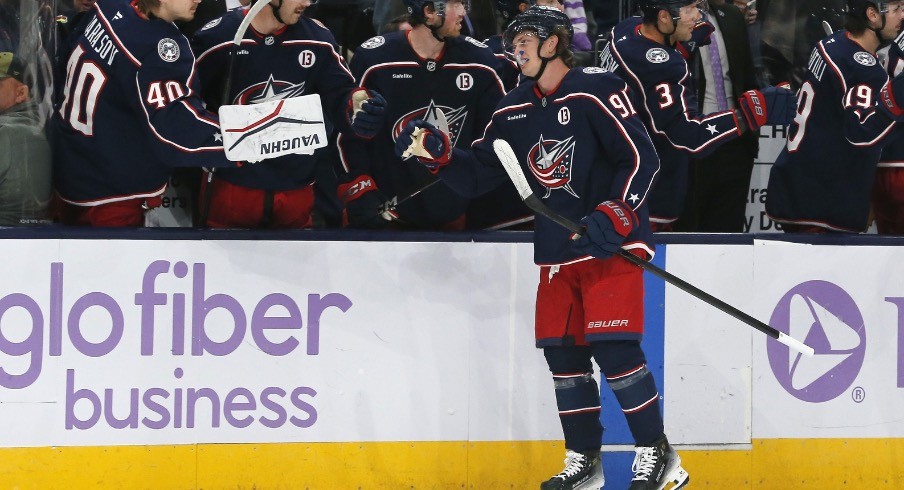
top-left (503, 5), bottom-right (573, 50)
top-left (846, 0), bottom-right (892, 19)
top-left (403, 0), bottom-right (470, 20)
top-left (638, 0), bottom-right (706, 20)
top-left (495, 0), bottom-right (527, 21)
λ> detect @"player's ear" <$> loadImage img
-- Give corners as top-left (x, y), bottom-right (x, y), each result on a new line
top-left (543, 34), bottom-right (559, 56)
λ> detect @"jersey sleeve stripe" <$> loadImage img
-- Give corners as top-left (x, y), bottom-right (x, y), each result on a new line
top-left (95, 5), bottom-right (140, 67)
top-left (195, 39), bottom-right (255, 64)
top-left (57, 183), bottom-right (167, 207)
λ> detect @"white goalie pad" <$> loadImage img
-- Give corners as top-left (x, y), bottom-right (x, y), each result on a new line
top-left (219, 94), bottom-right (327, 162)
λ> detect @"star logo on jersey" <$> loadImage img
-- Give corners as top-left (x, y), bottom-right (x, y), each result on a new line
top-left (628, 193), bottom-right (640, 204)
top-left (527, 135), bottom-right (578, 198)
top-left (766, 280), bottom-right (867, 403)
top-left (234, 75), bottom-right (306, 105)
top-left (706, 123), bottom-right (718, 135)
top-left (392, 100), bottom-right (467, 149)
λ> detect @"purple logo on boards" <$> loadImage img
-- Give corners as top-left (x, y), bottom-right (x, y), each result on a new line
top-left (767, 280), bottom-right (866, 403)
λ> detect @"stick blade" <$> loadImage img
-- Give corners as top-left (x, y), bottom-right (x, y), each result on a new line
top-left (492, 139), bottom-right (534, 200)
top-left (777, 332), bottom-right (815, 357)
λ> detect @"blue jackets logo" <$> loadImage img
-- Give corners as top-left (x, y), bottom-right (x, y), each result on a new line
top-left (766, 280), bottom-right (866, 403)
top-left (527, 135), bottom-right (578, 198)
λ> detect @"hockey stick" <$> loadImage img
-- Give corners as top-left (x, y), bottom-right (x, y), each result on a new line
top-left (491, 139), bottom-right (815, 357)
top-left (200, 0), bottom-right (272, 226)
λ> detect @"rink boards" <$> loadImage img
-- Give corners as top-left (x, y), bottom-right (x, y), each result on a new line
top-left (0, 233), bottom-right (902, 488)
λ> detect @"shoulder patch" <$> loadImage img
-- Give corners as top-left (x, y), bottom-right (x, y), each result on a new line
top-left (158, 38), bottom-right (180, 63)
top-left (200, 18), bottom-right (221, 31)
top-left (583, 67), bottom-right (605, 74)
top-left (853, 51), bottom-right (876, 66)
top-left (645, 47), bottom-right (669, 64)
top-left (360, 36), bottom-right (385, 50)
top-left (465, 36), bottom-right (488, 48)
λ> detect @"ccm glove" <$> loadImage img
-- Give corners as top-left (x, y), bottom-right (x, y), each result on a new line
top-left (347, 88), bottom-right (387, 138)
top-left (574, 200), bottom-right (638, 260)
top-left (879, 75), bottom-right (904, 121)
top-left (393, 120), bottom-right (453, 171)
top-left (337, 175), bottom-right (391, 228)
top-left (737, 85), bottom-right (796, 131)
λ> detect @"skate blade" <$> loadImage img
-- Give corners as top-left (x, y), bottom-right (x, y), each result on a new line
top-left (574, 471), bottom-right (605, 490)
top-left (661, 465), bottom-right (689, 490)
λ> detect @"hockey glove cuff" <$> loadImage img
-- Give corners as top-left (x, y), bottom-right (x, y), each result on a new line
top-left (347, 88), bottom-right (387, 139)
top-left (738, 85), bottom-right (796, 131)
top-left (879, 77), bottom-right (904, 120)
top-left (574, 200), bottom-right (637, 260)
top-left (337, 175), bottom-right (392, 228)
top-left (394, 120), bottom-right (453, 171)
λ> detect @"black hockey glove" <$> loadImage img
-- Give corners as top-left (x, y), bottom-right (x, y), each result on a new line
top-left (347, 88), bottom-right (387, 139)
top-left (394, 120), bottom-right (453, 171)
top-left (337, 175), bottom-right (391, 228)
top-left (574, 200), bottom-right (637, 260)
top-left (879, 75), bottom-right (904, 121)
top-left (737, 85), bottom-right (796, 131)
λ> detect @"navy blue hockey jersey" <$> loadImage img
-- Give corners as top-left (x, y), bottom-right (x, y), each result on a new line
top-left (766, 31), bottom-right (895, 232)
top-left (602, 19), bottom-right (743, 225)
top-left (336, 31), bottom-right (506, 228)
top-left (192, 10), bottom-right (358, 190)
top-left (53, 0), bottom-right (232, 205)
top-left (438, 68), bottom-right (658, 265)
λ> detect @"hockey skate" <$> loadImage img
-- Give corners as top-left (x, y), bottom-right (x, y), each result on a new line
top-left (540, 449), bottom-right (605, 490)
top-left (627, 436), bottom-right (689, 490)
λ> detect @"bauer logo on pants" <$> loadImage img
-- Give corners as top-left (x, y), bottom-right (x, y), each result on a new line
top-left (766, 280), bottom-right (866, 403)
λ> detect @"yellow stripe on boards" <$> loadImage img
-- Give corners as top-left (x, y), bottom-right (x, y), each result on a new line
top-left (1, 439), bottom-right (903, 489)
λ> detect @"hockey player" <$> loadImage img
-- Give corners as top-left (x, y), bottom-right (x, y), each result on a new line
top-left (601, 0), bottom-right (795, 230)
top-left (871, 17), bottom-right (904, 233)
top-left (335, 0), bottom-right (508, 229)
top-left (52, 0), bottom-right (239, 226)
top-left (766, 0), bottom-right (904, 232)
top-left (393, 6), bottom-right (687, 489)
top-left (191, 0), bottom-right (386, 228)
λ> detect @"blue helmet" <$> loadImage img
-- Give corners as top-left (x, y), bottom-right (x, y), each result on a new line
top-left (503, 5), bottom-right (574, 49)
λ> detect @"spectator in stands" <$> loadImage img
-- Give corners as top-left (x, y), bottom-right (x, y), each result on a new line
top-left (0, 52), bottom-right (51, 225)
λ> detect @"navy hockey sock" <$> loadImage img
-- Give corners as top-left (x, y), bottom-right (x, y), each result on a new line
top-left (544, 346), bottom-right (603, 452)
top-left (592, 341), bottom-right (664, 446)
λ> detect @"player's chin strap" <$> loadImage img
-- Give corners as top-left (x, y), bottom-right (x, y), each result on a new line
top-left (270, 0), bottom-right (286, 25)
top-left (656, 14), bottom-right (680, 47)
top-left (427, 12), bottom-right (448, 42)
top-left (523, 42), bottom-right (559, 81)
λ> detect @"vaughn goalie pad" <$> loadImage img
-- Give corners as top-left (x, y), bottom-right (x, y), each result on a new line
top-left (219, 94), bottom-right (327, 162)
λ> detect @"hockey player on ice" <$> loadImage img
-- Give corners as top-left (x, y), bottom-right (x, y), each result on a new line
top-left (393, 6), bottom-right (688, 489)
top-left (601, 0), bottom-right (795, 230)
